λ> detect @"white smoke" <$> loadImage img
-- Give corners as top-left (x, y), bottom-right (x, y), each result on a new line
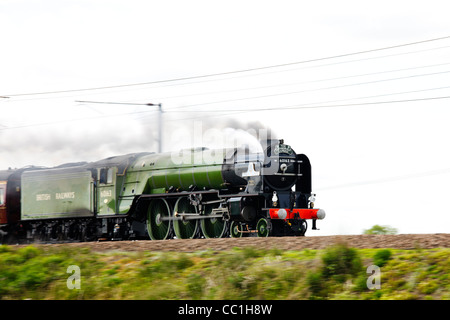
top-left (0, 110), bottom-right (276, 169)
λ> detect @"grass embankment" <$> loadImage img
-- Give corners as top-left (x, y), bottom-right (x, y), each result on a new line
top-left (0, 244), bottom-right (448, 300)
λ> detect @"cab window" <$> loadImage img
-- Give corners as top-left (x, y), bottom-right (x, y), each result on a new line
top-left (99, 168), bottom-right (107, 184)
top-left (106, 168), bottom-right (114, 184)
top-left (99, 168), bottom-right (114, 184)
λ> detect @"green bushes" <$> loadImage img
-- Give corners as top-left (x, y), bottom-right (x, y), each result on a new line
top-left (0, 246), bottom-right (85, 299)
top-left (373, 249), bottom-right (392, 267)
top-left (307, 243), bottom-right (365, 299)
top-left (321, 243), bottom-right (363, 281)
top-left (187, 273), bottom-right (206, 299)
top-left (0, 244), bottom-right (448, 300)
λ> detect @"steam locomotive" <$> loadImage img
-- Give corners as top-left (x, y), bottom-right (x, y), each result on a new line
top-left (0, 139), bottom-right (325, 243)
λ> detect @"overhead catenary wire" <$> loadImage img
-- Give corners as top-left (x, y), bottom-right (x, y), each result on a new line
top-left (164, 85), bottom-right (450, 113)
top-left (162, 95), bottom-right (450, 122)
top-left (2, 35), bottom-right (450, 98)
top-left (150, 43), bottom-right (450, 91)
top-left (140, 61), bottom-right (450, 102)
top-left (2, 94), bottom-right (449, 132)
top-left (107, 43), bottom-right (450, 95)
top-left (2, 35), bottom-right (450, 133)
top-left (6, 56), bottom-right (450, 104)
top-left (72, 66), bottom-right (450, 114)
top-left (162, 69), bottom-right (450, 111)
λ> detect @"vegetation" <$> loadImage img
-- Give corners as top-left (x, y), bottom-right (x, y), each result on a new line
top-left (373, 249), bottom-right (392, 267)
top-left (363, 224), bottom-right (398, 235)
top-left (0, 243), bottom-right (448, 300)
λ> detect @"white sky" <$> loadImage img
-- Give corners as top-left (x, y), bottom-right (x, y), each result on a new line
top-left (1, 0), bottom-right (450, 236)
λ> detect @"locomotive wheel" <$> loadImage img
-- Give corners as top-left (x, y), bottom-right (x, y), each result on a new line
top-left (49, 222), bottom-right (62, 241)
top-left (32, 224), bottom-right (46, 242)
top-left (67, 222), bottom-right (82, 241)
top-left (256, 218), bottom-right (270, 237)
top-left (81, 221), bottom-right (97, 242)
top-left (147, 199), bottom-right (172, 240)
top-left (230, 221), bottom-right (243, 238)
top-left (173, 197), bottom-right (198, 239)
top-left (201, 203), bottom-right (227, 238)
top-left (295, 219), bottom-right (308, 236)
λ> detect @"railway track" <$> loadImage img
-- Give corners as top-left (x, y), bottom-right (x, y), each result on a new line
top-left (17, 233), bottom-right (450, 252)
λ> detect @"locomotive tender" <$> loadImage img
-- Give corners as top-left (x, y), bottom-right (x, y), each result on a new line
top-left (0, 139), bottom-right (325, 243)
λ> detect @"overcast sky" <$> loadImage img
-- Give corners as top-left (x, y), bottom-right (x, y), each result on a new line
top-left (1, 0), bottom-right (450, 236)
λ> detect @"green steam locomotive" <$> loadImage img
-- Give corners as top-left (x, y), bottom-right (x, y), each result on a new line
top-left (0, 139), bottom-right (325, 243)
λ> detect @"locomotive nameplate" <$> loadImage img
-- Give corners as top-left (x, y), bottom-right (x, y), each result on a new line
top-left (273, 144), bottom-right (294, 156)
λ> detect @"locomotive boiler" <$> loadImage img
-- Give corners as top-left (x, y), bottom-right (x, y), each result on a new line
top-left (0, 139), bottom-right (325, 243)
